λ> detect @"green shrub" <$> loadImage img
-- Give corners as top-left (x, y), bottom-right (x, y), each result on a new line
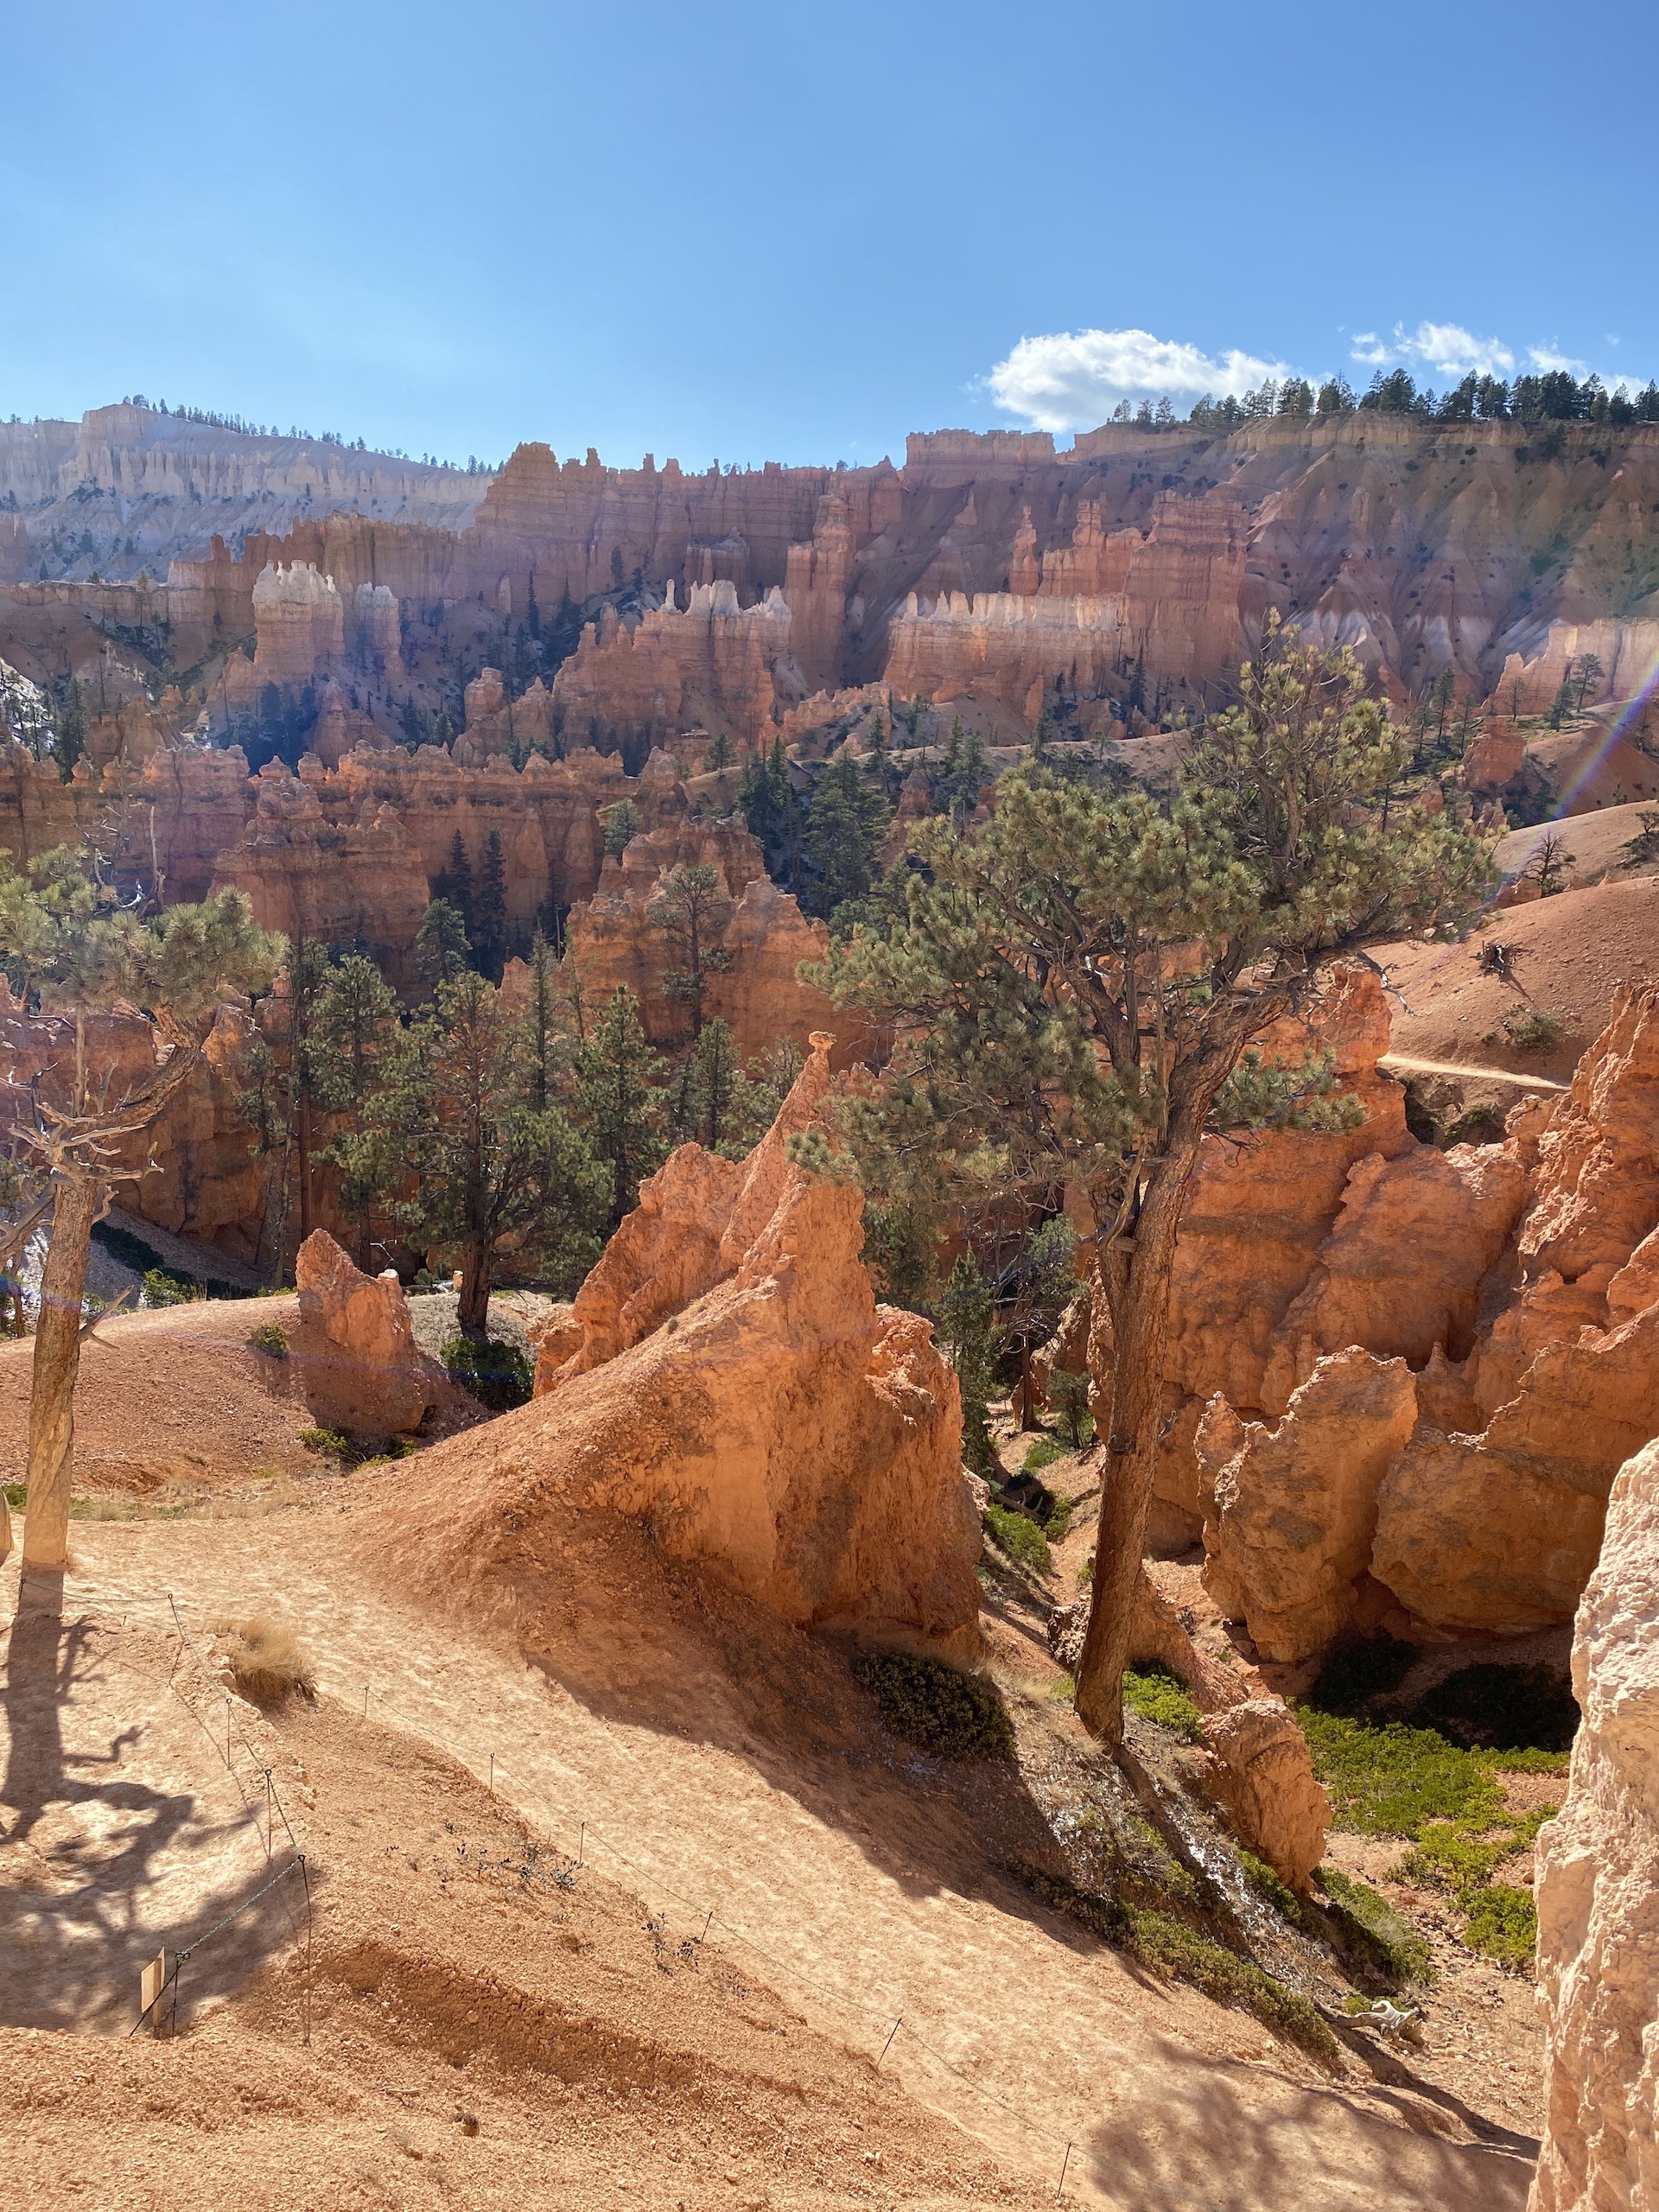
top-left (3, 1480), bottom-right (25, 1510)
top-left (854, 1650), bottom-right (1015, 1761)
top-left (1044, 1494), bottom-right (1074, 1541)
top-left (1046, 1369), bottom-right (1094, 1446)
top-left (1122, 1662), bottom-right (1203, 1743)
top-left (442, 1333), bottom-right (534, 1412)
top-left (1077, 1554), bottom-right (1093, 1587)
top-left (1015, 1863), bottom-right (1338, 2065)
top-left (1319, 1866), bottom-right (1433, 1985)
top-left (1298, 1710), bottom-right (1506, 1835)
top-left (143, 1267), bottom-right (195, 1306)
top-left (299, 1426), bottom-right (354, 1461)
top-left (1236, 1850), bottom-right (1305, 1925)
top-left (248, 1321), bottom-right (289, 1356)
top-left (1504, 1006), bottom-right (1564, 1054)
top-left (1411, 1662), bottom-right (1578, 1754)
top-left (1022, 1436), bottom-right (1065, 1476)
top-left (1461, 1884), bottom-right (1537, 1968)
top-left (982, 1500), bottom-right (1049, 1572)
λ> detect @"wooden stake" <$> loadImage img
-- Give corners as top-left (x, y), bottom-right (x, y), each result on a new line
top-left (141, 1949), bottom-right (170, 2038)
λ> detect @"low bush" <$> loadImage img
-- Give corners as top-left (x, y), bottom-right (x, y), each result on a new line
top-left (1319, 1866), bottom-right (1433, 1985)
top-left (1298, 1709), bottom-right (1505, 1834)
top-left (1016, 1863), bottom-right (1338, 2065)
top-left (1044, 1494), bottom-right (1074, 1541)
top-left (1022, 1436), bottom-right (1066, 1476)
top-left (299, 1426), bottom-right (355, 1461)
top-left (1460, 1884), bottom-right (1538, 1969)
top-left (1236, 1849), bottom-right (1306, 1926)
top-left (854, 1649), bottom-right (1015, 1762)
top-left (143, 1267), bottom-right (196, 1306)
top-left (219, 1615), bottom-right (315, 1705)
top-left (1122, 1662), bottom-right (1203, 1743)
top-left (442, 1333), bottom-right (534, 1412)
top-left (1443, 1103), bottom-right (1506, 1148)
top-left (248, 1321), bottom-right (289, 1357)
top-left (1504, 1006), bottom-right (1564, 1054)
top-left (982, 1500), bottom-right (1050, 1573)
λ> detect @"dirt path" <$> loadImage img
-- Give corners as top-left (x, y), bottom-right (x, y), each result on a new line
top-left (16, 1516), bottom-right (1536, 2212)
top-left (1378, 1052), bottom-right (1567, 1093)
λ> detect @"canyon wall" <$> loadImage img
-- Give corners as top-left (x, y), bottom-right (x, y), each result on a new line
top-left (1109, 976), bottom-right (1659, 1651)
top-left (12, 414), bottom-right (1659, 762)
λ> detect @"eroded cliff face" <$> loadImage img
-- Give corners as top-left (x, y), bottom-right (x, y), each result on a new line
top-left (13, 414), bottom-right (1657, 766)
top-left (563, 811), bottom-right (837, 1057)
top-left (1529, 1433), bottom-right (1659, 2212)
top-left (1127, 978), bottom-right (1659, 1653)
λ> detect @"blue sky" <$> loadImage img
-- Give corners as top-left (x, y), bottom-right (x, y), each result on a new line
top-left (2, 0), bottom-right (1654, 469)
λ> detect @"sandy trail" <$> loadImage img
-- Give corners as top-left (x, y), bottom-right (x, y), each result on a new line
top-left (24, 1512), bottom-right (1536, 2212)
top-left (1376, 1052), bottom-right (1567, 1092)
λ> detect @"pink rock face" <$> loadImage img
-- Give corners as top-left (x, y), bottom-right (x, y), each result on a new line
top-left (440, 1038), bottom-right (978, 1650)
top-left (294, 1229), bottom-right (434, 1435)
top-left (1197, 1701), bottom-right (1332, 1892)
top-left (1529, 1435), bottom-right (1659, 2212)
top-left (1199, 1350), bottom-right (1419, 1664)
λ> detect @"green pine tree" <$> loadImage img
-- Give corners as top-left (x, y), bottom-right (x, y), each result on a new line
top-left (573, 987), bottom-right (669, 1229)
top-left (415, 898), bottom-right (471, 992)
top-left (804, 751), bottom-right (889, 920)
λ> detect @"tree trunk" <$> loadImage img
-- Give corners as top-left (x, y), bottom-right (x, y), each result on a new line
top-left (296, 1093), bottom-right (315, 1246)
top-left (21, 1172), bottom-right (103, 1575)
top-left (457, 1242), bottom-right (492, 1336)
top-left (1072, 1164), bottom-right (1191, 1746)
top-left (1017, 1343), bottom-right (1037, 1433)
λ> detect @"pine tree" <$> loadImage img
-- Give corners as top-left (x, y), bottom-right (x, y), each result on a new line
top-left (1030, 705), bottom-right (1053, 761)
top-left (415, 898), bottom-right (471, 991)
top-left (573, 987), bottom-right (668, 1229)
top-left (384, 970), bottom-right (607, 1331)
top-left (54, 679), bottom-right (87, 783)
top-left (435, 830), bottom-right (474, 927)
top-left (602, 798), bottom-right (642, 858)
top-left (646, 863), bottom-right (734, 1037)
top-left (804, 751), bottom-right (889, 920)
top-left (812, 615), bottom-right (1492, 1743)
top-left (704, 730), bottom-right (734, 772)
top-left (474, 829), bottom-right (508, 978)
top-left (312, 953), bottom-right (402, 1268)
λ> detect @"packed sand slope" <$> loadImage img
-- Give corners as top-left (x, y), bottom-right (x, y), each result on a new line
top-left (0, 1484), bottom-right (1536, 2212)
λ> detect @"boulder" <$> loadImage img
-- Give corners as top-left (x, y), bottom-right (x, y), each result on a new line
top-left (294, 1230), bottom-right (435, 1435)
top-left (1198, 1349), bottom-right (1419, 1663)
top-left (1529, 1435), bottom-right (1659, 2212)
top-left (1196, 1700), bottom-right (1332, 1892)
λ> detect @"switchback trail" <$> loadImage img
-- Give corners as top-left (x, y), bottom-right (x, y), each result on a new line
top-left (1378, 1052), bottom-right (1567, 1094)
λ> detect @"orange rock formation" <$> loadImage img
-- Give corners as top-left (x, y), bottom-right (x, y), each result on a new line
top-left (1529, 1432), bottom-right (1659, 2212)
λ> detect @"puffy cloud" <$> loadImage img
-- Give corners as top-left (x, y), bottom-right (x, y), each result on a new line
top-left (1349, 331), bottom-right (1390, 367)
top-left (988, 327), bottom-right (1291, 433)
top-left (1398, 322), bottom-right (1516, 378)
top-left (1526, 343), bottom-right (1591, 377)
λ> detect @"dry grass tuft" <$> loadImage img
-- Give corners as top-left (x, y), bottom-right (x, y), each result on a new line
top-left (219, 1615), bottom-right (316, 1705)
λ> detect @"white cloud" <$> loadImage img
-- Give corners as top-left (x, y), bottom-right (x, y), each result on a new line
top-left (1396, 321), bottom-right (1515, 378)
top-left (1349, 331), bottom-right (1389, 367)
top-left (988, 327), bottom-right (1290, 433)
top-left (1526, 344), bottom-right (1590, 377)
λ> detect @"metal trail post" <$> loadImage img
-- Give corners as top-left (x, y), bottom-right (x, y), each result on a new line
top-left (1056, 2142), bottom-right (1072, 2198)
top-left (877, 2015), bottom-right (901, 2069)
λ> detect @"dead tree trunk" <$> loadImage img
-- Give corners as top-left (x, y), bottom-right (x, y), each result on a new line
top-left (21, 1170), bottom-right (103, 1573)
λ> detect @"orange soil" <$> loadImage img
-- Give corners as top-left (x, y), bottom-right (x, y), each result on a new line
top-left (1376, 876), bottom-right (1659, 1089)
top-left (0, 1415), bottom-right (1538, 2210)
